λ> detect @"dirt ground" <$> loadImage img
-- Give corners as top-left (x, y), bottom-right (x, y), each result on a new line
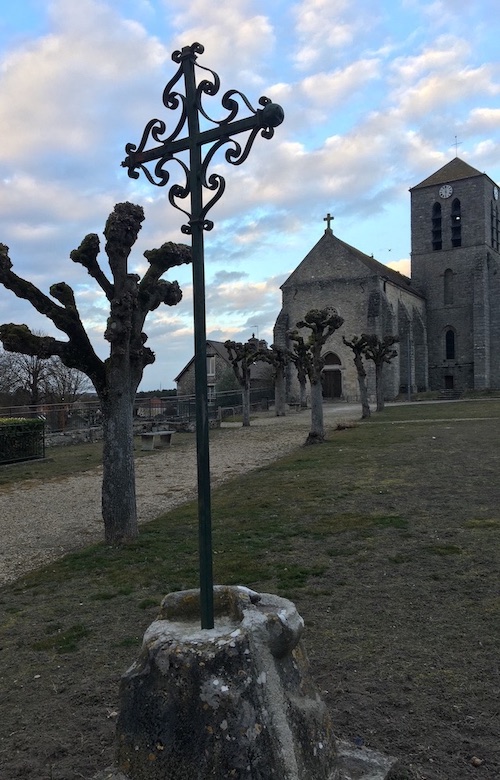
top-left (0, 407), bottom-right (499, 779)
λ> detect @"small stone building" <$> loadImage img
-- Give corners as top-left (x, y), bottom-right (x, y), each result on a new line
top-left (174, 338), bottom-right (273, 399)
top-left (274, 157), bottom-right (500, 401)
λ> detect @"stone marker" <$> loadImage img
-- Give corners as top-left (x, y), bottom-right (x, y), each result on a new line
top-left (97, 585), bottom-right (400, 780)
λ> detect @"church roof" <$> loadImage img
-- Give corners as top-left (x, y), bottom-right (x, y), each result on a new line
top-left (282, 229), bottom-right (419, 296)
top-left (411, 157), bottom-right (484, 190)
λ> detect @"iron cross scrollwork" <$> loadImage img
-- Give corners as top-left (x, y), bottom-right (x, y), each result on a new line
top-left (121, 42), bottom-right (284, 233)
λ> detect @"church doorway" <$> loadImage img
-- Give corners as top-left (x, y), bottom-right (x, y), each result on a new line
top-left (322, 353), bottom-right (342, 398)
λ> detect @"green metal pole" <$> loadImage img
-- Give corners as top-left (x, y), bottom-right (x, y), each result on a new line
top-left (183, 49), bottom-right (214, 629)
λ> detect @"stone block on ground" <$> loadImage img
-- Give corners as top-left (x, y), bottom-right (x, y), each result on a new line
top-left (100, 585), bottom-right (401, 780)
top-left (116, 585), bottom-right (337, 779)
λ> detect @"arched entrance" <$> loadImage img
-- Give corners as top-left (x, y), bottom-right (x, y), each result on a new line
top-left (321, 353), bottom-right (342, 398)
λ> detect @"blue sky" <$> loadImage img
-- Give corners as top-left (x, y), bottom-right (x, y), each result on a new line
top-left (0, 0), bottom-right (499, 390)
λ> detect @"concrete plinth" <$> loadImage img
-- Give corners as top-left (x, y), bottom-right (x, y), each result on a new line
top-left (116, 586), bottom-right (337, 779)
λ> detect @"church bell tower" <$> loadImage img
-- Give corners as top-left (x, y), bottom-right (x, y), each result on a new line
top-left (410, 157), bottom-right (500, 392)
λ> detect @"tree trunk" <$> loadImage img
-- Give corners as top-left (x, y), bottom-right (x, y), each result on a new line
top-left (375, 363), bottom-right (385, 412)
top-left (299, 378), bottom-right (307, 408)
top-left (353, 353), bottom-right (370, 419)
top-left (359, 375), bottom-right (371, 418)
top-left (274, 364), bottom-right (286, 416)
top-left (242, 381), bottom-right (251, 427)
top-left (305, 379), bottom-right (324, 444)
top-left (101, 384), bottom-right (138, 544)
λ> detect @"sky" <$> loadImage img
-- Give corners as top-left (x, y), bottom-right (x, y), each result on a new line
top-left (0, 0), bottom-right (499, 391)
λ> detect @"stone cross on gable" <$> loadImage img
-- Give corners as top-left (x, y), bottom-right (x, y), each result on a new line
top-left (324, 212), bottom-right (334, 232)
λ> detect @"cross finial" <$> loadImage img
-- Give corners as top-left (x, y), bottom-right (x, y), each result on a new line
top-left (324, 212), bottom-right (334, 232)
top-left (453, 135), bottom-right (462, 157)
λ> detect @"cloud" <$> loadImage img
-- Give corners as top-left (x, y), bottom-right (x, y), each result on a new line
top-left (300, 58), bottom-right (381, 109)
top-left (387, 257), bottom-right (411, 277)
top-left (1, 0), bottom-right (500, 390)
top-left (166, 0), bottom-right (275, 86)
top-left (0, 0), bottom-right (168, 165)
top-left (292, 0), bottom-right (371, 70)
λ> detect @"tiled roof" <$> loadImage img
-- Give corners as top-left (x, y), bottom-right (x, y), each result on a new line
top-left (411, 158), bottom-right (484, 190)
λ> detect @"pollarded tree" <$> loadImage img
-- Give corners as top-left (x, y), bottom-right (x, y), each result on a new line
top-left (224, 338), bottom-right (267, 427)
top-left (0, 202), bottom-right (191, 544)
top-left (287, 331), bottom-right (310, 408)
top-left (342, 335), bottom-right (371, 419)
top-left (291, 307), bottom-right (344, 445)
top-left (288, 330), bottom-right (311, 408)
top-left (361, 333), bottom-right (399, 412)
top-left (261, 344), bottom-right (290, 417)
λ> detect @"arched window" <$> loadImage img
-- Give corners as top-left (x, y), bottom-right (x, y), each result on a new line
top-left (432, 202), bottom-right (442, 250)
top-left (445, 329), bottom-right (455, 360)
top-left (444, 268), bottom-right (454, 305)
top-left (451, 199), bottom-right (461, 247)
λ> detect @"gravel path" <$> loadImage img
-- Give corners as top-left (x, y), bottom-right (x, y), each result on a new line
top-left (0, 405), bottom-right (361, 586)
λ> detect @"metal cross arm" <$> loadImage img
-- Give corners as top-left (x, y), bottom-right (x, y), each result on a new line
top-left (121, 42), bottom-right (284, 233)
top-left (122, 102), bottom-right (284, 171)
top-left (121, 42), bottom-right (284, 630)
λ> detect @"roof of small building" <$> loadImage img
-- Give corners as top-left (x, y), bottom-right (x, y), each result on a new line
top-left (411, 157), bottom-right (484, 190)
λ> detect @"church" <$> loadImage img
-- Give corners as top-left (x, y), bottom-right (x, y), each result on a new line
top-left (273, 157), bottom-right (500, 402)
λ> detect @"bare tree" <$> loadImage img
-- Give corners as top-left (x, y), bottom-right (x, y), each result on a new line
top-left (361, 333), bottom-right (399, 412)
top-left (343, 335), bottom-right (371, 419)
top-left (3, 346), bottom-right (51, 406)
top-left (0, 347), bottom-right (17, 401)
top-left (44, 357), bottom-right (92, 404)
top-left (224, 339), bottom-right (263, 427)
top-left (288, 331), bottom-right (310, 408)
top-left (261, 344), bottom-right (290, 417)
top-left (291, 308), bottom-right (344, 445)
top-left (0, 202), bottom-right (190, 544)
top-left (1, 342), bottom-right (91, 407)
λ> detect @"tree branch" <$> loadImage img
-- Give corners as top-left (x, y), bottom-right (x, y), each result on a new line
top-left (138, 242), bottom-right (191, 316)
top-left (0, 244), bottom-right (67, 324)
top-left (70, 233), bottom-right (114, 301)
top-left (104, 202), bottom-right (145, 288)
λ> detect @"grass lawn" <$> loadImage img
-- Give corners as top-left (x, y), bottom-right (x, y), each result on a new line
top-left (0, 399), bottom-right (499, 779)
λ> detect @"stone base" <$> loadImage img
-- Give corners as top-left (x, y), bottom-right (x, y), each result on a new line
top-left (96, 586), bottom-right (400, 780)
top-left (94, 743), bottom-right (400, 780)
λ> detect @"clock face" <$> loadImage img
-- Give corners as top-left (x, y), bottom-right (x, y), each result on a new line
top-left (439, 184), bottom-right (453, 199)
top-left (494, 186), bottom-right (499, 200)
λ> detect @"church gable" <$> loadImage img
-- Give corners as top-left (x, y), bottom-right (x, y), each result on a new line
top-left (282, 230), bottom-right (402, 290)
top-left (282, 228), bottom-right (413, 296)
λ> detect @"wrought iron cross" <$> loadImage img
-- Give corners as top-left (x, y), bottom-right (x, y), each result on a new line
top-left (122, 42), bottom-right (284, 629)
top-left (324, 212), bottom-right (334, 231)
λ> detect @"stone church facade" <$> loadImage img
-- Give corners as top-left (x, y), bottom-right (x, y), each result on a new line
top-left (274, 157), bottom-right (500, 402)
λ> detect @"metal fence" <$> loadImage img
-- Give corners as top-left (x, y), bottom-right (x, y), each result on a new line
top-left (0, 420), bottom-right (45, 465)
top-left (0, 387), bottom-right (273, 434)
